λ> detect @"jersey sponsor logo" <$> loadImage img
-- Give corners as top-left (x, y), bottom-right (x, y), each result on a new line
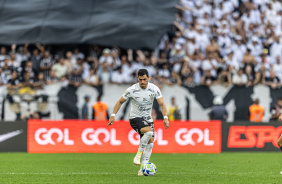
top-left (227, 126), bottom-right (281, 148)
top-left (135, 97), bottom-right (140, 99)
top-left (143, 98), bottom-right (148, 102)
top-left (157, 91), bottom-right (160, 97)
top-left (133, 89), bottom-right (140, 93)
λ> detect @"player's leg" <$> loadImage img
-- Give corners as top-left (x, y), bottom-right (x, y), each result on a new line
top-left (277, 134), bottom-right (282, 151)
top-left (134, 126), bottom-right (153, 165)
top-left (138, 137), bottom-right (154, 176)
top-left (141, 122), bottom-right (155, 164)
top-left (138, 122), bottom-right (155, 176)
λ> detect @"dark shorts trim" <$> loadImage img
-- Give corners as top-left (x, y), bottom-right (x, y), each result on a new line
top-left (129, 117), bottom-right (155, 138)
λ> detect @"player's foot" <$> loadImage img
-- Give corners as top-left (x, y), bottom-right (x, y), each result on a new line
top-left (133, 154), bottom-right (141, 165)
top-left (138, 169), bottom-right (143, 176)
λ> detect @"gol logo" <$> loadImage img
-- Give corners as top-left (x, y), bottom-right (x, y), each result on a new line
top-left (175, 128), bottom-right (215, 146)
top-left (35, 128), bottom-right (74, 145)
top-left (81, 128), bottom-right (121, 146)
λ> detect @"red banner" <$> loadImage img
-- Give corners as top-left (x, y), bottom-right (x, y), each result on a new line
top-left (28, 120), bottom-right (221, 153)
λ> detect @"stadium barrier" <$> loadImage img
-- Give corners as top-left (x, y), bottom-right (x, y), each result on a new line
top-left (27, 120), bottom-right (221, 153)
top-left (1, 120), bottom-right (281, 153)
top-left (0, 121), bottom-right (27, 152)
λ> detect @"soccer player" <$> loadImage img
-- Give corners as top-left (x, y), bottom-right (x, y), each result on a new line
top-left (107, 69), bottom-right (169, 176)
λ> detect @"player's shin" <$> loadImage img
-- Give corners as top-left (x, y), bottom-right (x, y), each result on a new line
top-left (134, 131), bottom-right (153, 165)
top-left (141, 143), bottom-right (154, 164)
top-left (138, 131), bottom-right (153, 154)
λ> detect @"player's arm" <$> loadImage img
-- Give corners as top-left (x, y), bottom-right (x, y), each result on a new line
top-left (279, 114), bottom-right (282, 121)
top-left (107, 96), bottom-right (127, 127)
top-left (157, 97), bottom-right (169, 129)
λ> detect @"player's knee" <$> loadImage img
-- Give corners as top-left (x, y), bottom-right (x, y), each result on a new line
top-left (148, 137), bottom-right (154, 144)
top-left (144, 131), bottom-right (153, 137)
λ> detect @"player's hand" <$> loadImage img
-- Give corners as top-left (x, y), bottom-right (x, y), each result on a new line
top-left (107, 116), bottom-right (115, 127)
top-left (163, 118), bottom-right (169, 129)
top-left (279, 114), bottom-right (282, 121)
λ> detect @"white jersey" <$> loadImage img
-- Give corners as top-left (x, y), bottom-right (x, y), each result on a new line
top-left (122, 82), bottom-right (163, 121)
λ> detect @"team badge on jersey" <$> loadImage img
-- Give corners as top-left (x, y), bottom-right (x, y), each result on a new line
top-left (149, 94), bottom-right (154, 101)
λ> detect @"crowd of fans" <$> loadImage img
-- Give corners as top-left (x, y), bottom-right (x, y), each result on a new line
top-left (1, 0), bottom-right (282, 93)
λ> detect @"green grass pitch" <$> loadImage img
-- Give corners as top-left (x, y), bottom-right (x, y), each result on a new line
top-left (0, 153), bottom-right (282, 183)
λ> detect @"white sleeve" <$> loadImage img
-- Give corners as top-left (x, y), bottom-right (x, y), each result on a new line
top-left (122, 87), bottom-right (131, 100)
top-left (154, 85), bottom-right (163, 99)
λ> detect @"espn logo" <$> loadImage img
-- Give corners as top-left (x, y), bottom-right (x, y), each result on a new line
top-left (227, 126), bottom-right (282, 148)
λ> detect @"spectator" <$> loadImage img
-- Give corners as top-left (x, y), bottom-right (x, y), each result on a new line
top-left (217, 69), bottom-right (232, 87)
top-left (81, 95), bottom-right (90, 120)
top-left (8, 51), bottom-right (20, 68)
top-left (270, 35), bottom-right (282, 62)
top-left (241, 48), bottom-right (256, 69)
top-left (232, 68), bottom-right (248, 86)
top-left (168, 71), bottom-right (182, 86)
top-left (200, 70), bottom-right (217, 87)
top-left (40, 50), bottom-right (53, 78)
top-left (68, 67), bottom-right (82, 88)
top-left (168, 96), bottom-right (181, 121)
top-left (84, 68), bottom-right (99, 87)
top-left (99, 48), bottom-right (113, 66)
top-left (33, 72), bottom-right (45, 90)
top-left (249, 98), bottom-right (264, 122)
top-left (92, 95), bottom-right (109, 120)
top-left (111, 66), bottom-right (127, 84)
top-left (52, 58), bottom-right (68, 78)
top-left (245, 65), bottom-right (255, 87)
top-left (158, 63), bottom-right (170, 79)
top-left (46, 70), bottom-right (60, 84)
top-left (1, 58), bottom-right (13, 80)
top-left (272, 56), bottom-right (282, 82)
top-left (0, 46), bottom-right (8, 61)
top-left (6, 71), bottom-right (22, 120)
top-left (30, 48), bottom-right (42, 76)
top-left (270, 97), bottom-right (282, 121)
top-left (65, 51), bottom-right (74, 75)
top-left (13, 44), bottom-right (30, 64)
top-left (265, 70), bottom-right (281, 89)
top-left (209, 96), bottom-right (228, 121)
top-left (72, 48), bottom-right (84, 65)
top-left (111, 48), bottom-right (121, 68)
top-left (201, 52), bottom-right (218, 77)
top-left (254, 62), bottom-right (268, 85)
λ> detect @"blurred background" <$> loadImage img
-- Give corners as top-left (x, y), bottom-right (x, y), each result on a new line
top-left (0, 0), bottom-right (282, 123)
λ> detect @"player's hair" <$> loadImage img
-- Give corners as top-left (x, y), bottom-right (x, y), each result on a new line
top-left (137, 69), bottom-right (149, 77)
top-left (278, 97), bottom-right (282, 101)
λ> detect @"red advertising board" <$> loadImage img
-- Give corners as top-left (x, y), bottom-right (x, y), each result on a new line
top-left (221, 122), bottom-right (282, 151)
top-left (28, 120), bottom-right (221, 153)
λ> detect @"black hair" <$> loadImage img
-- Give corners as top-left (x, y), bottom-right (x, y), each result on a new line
top-left (97, 95), bottom-right (102, 102)
top-left (278, 97), bottom-right (282, 101)
top-left (137, 69), bottom-right (149, 77)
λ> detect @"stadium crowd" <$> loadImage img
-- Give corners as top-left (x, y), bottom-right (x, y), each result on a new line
top-left (1, 0), bottom-right (282, 93)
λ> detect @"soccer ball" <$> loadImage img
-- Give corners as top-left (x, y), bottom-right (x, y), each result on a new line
top-left (142, 162), bottom-right (157, 176)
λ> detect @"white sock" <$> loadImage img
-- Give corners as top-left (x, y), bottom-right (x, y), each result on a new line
top-left (141, 143), bottom-right (154, 164)
top-left (138, 131), bottom-right (153, 153)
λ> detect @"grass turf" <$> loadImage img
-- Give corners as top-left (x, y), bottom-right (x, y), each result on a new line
top-left (0, 153), bottom-right (282, 184)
